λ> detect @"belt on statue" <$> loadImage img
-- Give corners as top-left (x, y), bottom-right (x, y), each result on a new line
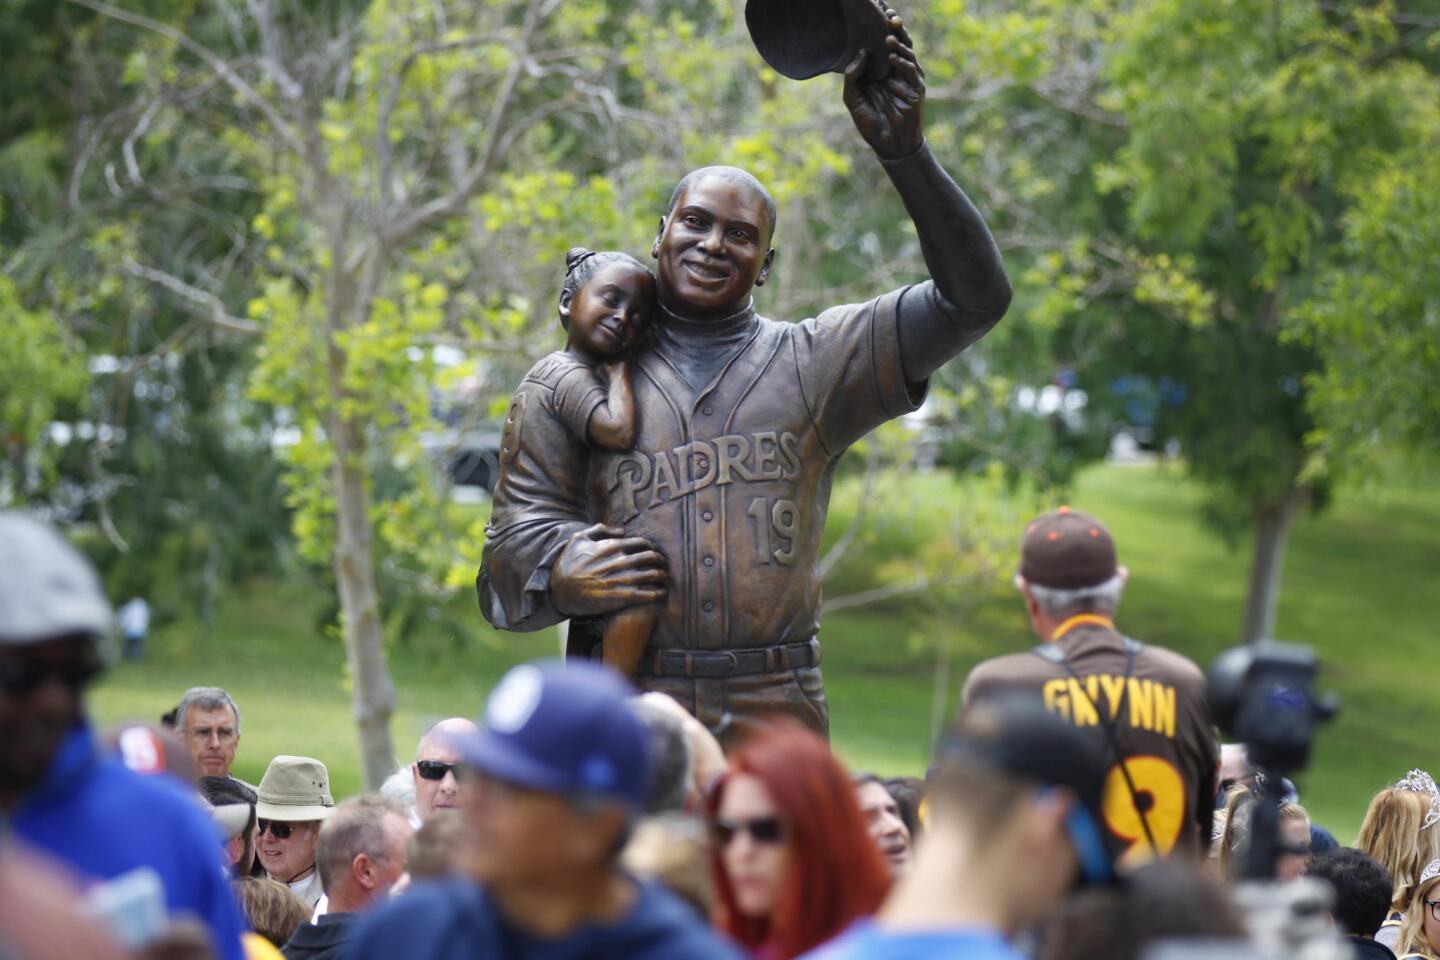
top-left (647, 638), bottom-right (821, 679)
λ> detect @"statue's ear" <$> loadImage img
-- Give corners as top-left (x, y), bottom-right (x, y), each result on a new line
top-left (755, 247), bottom-right (777, 287)
top-left (558, 288), bottom-right (574, 327)
top-left (651, 218), bottom-right (665, 260)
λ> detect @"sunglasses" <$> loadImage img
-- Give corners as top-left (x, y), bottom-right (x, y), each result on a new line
top-left (0, 656), bottom-right (102, 697)
top-left (416, 760), bottom-right (458, 782)
top-left (713, 816), bottom-right (786, 848)
top-left (257, 820), bottom-right (299, 840)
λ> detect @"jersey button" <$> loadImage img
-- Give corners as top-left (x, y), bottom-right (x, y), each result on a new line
top-left (702, 405), bottom-right (714, 416)
top-left (702, 601), bottom-right (715, 613)
top-left (697, 458), bottom-right (710, 471)
top-left (703, 556), bottom-right (715, 567)
top-left (702, 511), bottom-right (714, 522)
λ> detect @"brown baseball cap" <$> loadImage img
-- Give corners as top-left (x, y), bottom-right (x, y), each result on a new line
top-left (1019, 507), bottom-right (1117, 589)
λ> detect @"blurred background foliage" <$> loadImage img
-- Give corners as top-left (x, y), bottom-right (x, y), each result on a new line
top-left (1, 0), bottom-right (1437, 783)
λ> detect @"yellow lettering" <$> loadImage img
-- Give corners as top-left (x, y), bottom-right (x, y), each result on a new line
top-left (1128, 678), bottom-right (1154, 732)
top-left (1098, 674), bottom-right (1127, 721)
top-left (1154, 683), bottom-right (1176, 739)
top-left (1068, 678), bottom-right (1099, 727)
top-left (1043, 679), bottom-right (1070, 721)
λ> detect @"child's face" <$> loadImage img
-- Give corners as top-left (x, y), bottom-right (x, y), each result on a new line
top-left (564, 263), bottom-right (655, 359)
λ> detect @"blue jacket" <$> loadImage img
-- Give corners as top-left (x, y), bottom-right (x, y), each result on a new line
top-left (12, 722), bottom-right (246, 960)
top-left (347, 875), bottom-right (744, 960)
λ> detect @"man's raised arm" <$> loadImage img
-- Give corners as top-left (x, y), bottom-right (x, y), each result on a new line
top-left (842, 9), bottom-right (1013, 383)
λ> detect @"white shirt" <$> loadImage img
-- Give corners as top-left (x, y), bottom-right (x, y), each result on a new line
top-left (288, 870), bottom-right (324, 911)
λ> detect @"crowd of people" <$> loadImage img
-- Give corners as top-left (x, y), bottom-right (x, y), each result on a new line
top-left (3, 505), bottom-right (1440, 960)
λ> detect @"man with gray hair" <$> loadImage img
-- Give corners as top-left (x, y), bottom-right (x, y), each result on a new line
top-left (176, 685), bottom-right (245, 780)
top-left (281, 795), bottom-right (413, 960)
top-left (962, 507), bottom-right (1217, 869)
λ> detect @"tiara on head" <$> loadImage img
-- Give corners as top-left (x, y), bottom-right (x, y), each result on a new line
top-left (1421, 858), bottom-right (1440, 885)
top-left (1396, 769), bottom-right (1440, 831)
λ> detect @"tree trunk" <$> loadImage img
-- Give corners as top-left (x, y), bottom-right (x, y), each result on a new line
top-left (330, 420), bottom-right (398, 789)
top-left (1240, 484), bottom-right (1309, 645)
top-left (929, 636), bottom-right (953, 754)
top-left (322, 224), bottom-right (398, 789)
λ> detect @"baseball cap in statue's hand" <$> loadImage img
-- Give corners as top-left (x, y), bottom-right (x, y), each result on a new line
top-left (938, 696), bottom-right (1117, 886)
top-left (449, 660), bottom-right (652, 810)
top-left (1019, 506), bottom-right (1118, 590)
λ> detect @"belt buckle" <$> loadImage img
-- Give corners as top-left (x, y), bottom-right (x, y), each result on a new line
top-left (721, 650), bottom-right (739, 677)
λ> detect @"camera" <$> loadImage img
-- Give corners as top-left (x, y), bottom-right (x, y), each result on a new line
top-left (1207, 640), bottom-right (1338, 776)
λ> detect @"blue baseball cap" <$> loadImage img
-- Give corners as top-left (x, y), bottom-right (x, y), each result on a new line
top-left (450, 660), bottom-right (652, 809)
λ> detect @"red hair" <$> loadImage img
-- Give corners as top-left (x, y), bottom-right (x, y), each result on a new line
top-left (706, 723), bottom-right (891, 958)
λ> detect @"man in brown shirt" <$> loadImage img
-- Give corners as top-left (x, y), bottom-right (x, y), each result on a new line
top-left (962, 508), bottom-right (1217, 870)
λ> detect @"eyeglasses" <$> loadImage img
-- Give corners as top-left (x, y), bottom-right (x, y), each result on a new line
top-left (416, 760), bottom-right (458, 781)
top-left (183, 726), bottom-right (238, 745)
top-left (1427, 899), bottom-right (1440, 923)
top-left (0, 655), bottom-right (102, 697)
top-left (257, 820), bottom-right (297, 840)
top-left (713, 816), bottom-right (786, 848)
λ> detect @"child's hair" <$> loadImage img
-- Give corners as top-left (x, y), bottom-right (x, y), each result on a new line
top-left (1357, 781), bottom-right (1440, 912)
top-left (1396, 869), bottom-right (1440, 959)
top-left (1216, 783), bottom-right (1308, 879)
top-left (559, 246), bottom-right (652, 328)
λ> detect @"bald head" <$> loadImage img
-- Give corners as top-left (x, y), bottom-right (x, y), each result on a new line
top-left (665, 166), bottom-right (777, 243)
top-left (413, 717), bottom-right (477, 821)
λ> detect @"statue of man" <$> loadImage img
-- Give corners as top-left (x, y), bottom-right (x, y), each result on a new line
top-left (478, 10), bottom-right (1013, 735)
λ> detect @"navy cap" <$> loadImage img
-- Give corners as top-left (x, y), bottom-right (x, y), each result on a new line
top-left (938, 696), bottom-right (1117, 886)
top-left (451, 660), bottom-right (652, 809)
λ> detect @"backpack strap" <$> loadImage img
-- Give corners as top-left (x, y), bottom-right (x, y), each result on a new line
top-left (1033, 634), bottom-right (1155, 857)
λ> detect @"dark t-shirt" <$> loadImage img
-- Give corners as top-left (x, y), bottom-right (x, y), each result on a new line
top-left (963, 623), bottom-right (1218, 868)
top-left (282, 912), bottom-right (356, 960)
top-left (345, 876), bottom-right (744, 960)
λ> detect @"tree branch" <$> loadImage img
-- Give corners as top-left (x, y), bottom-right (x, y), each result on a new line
top-left (63, 0), bottom-right (307, 158)
top-left (383, 0), bottom-right (548, 249)
top-left (122, 258), bottom-right (260, 334)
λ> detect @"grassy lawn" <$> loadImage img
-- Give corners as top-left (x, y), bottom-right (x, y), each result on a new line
top-left (89, 461), bottom-right (1439, 842)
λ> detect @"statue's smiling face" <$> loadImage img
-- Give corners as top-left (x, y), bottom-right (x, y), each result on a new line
top-left (653, 176), bottom-right (774, 319)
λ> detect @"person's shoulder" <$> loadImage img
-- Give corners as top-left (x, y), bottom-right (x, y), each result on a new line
top-left (626, 881), bottom-right (745, 958)
top-left (800, 920), bottom-right (1023, 960)
top-left (796, 288), bottom-right (911, 329)
top-left (523, 350), bottom-right (590, 387)
top-left (965, 650), bottom-right (1049, 698)
top-left (350, 879), bottom-right (495, 959)
top-left (1134, 639), bottom-right (1206, 688)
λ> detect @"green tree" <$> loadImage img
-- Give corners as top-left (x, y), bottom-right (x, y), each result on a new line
top-left (922, 0), bottom-right (1439, 644)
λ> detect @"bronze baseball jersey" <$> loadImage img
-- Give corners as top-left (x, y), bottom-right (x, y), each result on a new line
top-left (481, 287), bottom-right (922, 733)
top-left (962, 618), bottom-right (1218, 869)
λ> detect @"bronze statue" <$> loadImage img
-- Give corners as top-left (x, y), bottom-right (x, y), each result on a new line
top-left (478, 7), bottom-right (1013, 736)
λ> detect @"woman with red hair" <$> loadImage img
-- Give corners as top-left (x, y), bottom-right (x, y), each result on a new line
top-left (706, 722), bottom-right (892, 959)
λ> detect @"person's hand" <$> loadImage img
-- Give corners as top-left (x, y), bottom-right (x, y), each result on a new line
top-left (603, 359), bottom-right (627, 382)
top-left (842, 7), bottom-right (925, 161)
top-left (550, 524), bottom-right (668, 618)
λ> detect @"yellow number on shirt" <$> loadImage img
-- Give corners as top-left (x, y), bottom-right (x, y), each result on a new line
top-left (1101, 755), bottom-right (1186, 869)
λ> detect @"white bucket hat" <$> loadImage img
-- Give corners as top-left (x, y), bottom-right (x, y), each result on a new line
top-left (254, 755), bottom-right (334, 822)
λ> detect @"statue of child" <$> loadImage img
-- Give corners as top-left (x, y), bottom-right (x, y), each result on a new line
top-left (486, 247), bottom-right (661, 676)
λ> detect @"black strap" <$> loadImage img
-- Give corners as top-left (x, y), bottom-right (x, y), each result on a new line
top-left (1033, 635), bottom-right (1160, 858)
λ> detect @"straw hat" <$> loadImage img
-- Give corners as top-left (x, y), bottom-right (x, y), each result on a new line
top-left (254, 755), bottom-right (334, 822)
